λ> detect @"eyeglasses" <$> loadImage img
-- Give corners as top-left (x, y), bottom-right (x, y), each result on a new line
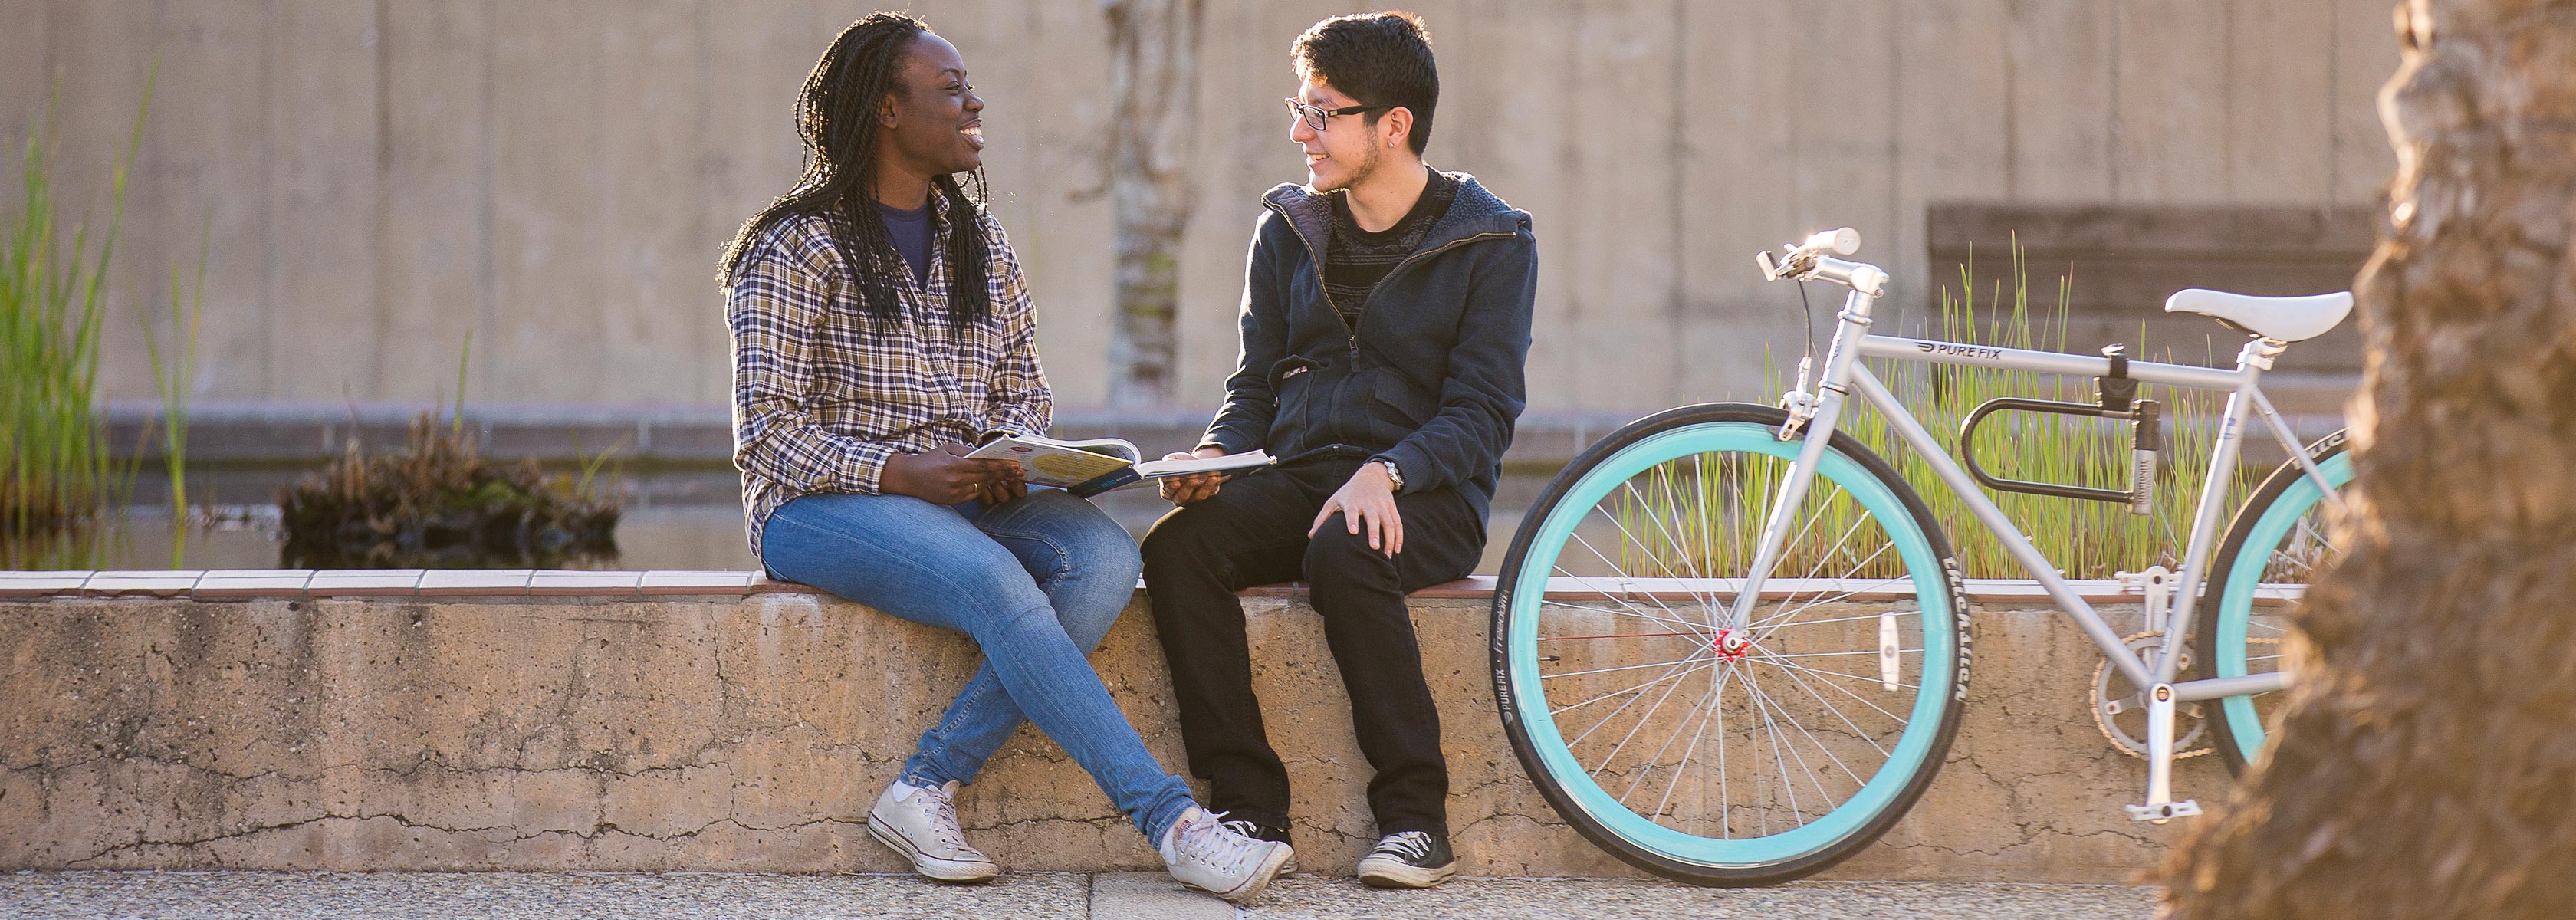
top-left (1283, 97), bottom-right (1395, 133)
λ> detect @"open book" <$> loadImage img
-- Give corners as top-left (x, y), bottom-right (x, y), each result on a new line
top-left (967, 432), bottom-right (1273, 498)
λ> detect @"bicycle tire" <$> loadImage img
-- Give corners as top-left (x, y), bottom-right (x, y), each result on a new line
top-left (1491, 402), bottom-right (1969, 886)
top-left (2195, 430), bottom-right (2352, 775)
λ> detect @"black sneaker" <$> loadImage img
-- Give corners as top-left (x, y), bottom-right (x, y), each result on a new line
top-left (1356, 830), bottom-right (1455, 889)
top-left (1215, 813), bottom-right (1297, 872)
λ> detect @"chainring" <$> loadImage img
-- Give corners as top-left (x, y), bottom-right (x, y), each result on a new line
top-left (2091, 632), bottom-right (2211, 760)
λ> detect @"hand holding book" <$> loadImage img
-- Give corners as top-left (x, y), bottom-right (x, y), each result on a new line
top-left (1161, 447), bottom-right (1235, 506)
top-left (966, 432), bottom-right (1271, 498)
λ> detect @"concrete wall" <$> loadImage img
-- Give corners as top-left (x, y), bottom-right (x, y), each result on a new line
top-left (3, 1), bottom-right (2396, 415)
top-left (1, 586), bottom-right (2227, 881)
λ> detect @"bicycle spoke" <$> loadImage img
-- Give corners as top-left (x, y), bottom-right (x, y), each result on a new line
top-left (1546, 652), bottom-right (1719, 682)
top-left (1618, 678), bottom-right (1725, 806)
top-left (1568, 531), bottom-right (1705, 629)
top-left (1743, 665), bottom-right (1868, 792)
top-left (1618, 479), bottom-right (1725, 613)
top-left (1714, 659), bottom-right (1733, 837)
top-left (1550, 654), bottom-right (1721, 717)
top-left (1750, 668), bottom-right (1802, 824)
top-left (1743, 656), bottom-right (1921, 691)
top-left (1652, 664), bottom-right (1733, 822)
top-left (1763, 647), bottom-right (1924, 660)
top-left (1589, 649), bottom-right (1705, 774)
top-left (1744, 608), bottom-right (1919, 630)
top-left (1741, 655), bottom-right (1914, 724)
top-left (1763, 652), bottom-right (1894, 757)
top-left (1543, 573), bottom-right (1714, 639)
top-left (1773, 510), bottom-right (1877, 609)
top-left (1741, 666), bottom-right (1838, 813)
top-left (1566, 652), bottom-right (1720, 748)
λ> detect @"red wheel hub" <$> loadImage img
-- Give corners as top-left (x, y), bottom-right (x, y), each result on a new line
top-left (1713, 628), bottom-right (1750, 662)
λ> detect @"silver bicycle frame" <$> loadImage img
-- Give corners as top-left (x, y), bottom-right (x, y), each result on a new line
top-left (1726, 259), bottom-right (2341, 818)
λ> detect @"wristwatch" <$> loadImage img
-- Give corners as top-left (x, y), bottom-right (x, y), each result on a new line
top-left (1373, 458), bottom-right (1405, 491)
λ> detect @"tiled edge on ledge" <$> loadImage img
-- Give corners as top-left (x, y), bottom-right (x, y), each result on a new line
top-left (0, 569), bottom-right (2274, 603)
top-left (0, 569), bottom-right (768, 601)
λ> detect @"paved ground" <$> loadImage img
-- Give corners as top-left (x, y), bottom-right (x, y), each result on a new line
top-left (0, 871), bottom-right (2160, 919)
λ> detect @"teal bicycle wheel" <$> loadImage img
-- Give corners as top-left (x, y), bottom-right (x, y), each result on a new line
top-left (1492, 403), bottom-right (1968, 886)
top-left (2196, 431), bottom-right (2352, 774)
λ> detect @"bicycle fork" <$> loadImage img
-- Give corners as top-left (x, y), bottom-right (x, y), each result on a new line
top-left (1724, 277), bottom-right (1882, 639)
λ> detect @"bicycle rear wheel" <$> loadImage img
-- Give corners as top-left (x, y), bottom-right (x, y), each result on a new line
top-left (1492, 402), bottom-right (1967, 886)
top-left (2196, 431), bottom-right (2351, 774)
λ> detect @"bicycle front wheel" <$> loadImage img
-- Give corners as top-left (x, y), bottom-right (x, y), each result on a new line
top-left (1493, 403), bottom-right (1967, 886)
top-left (2196, 431), bottom-right (2352, 774)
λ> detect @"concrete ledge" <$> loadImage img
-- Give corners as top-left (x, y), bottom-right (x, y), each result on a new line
top-left (0, 569), bottom-right (2303, 606)
top-left (0, 583), bottom-right (2228, 881)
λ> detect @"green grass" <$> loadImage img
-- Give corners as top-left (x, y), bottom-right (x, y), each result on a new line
top-left (1861, 248), bottom-right (2255, 579)
top-left (137, 222), bottom-right (207, 566)
top-left (2, 80), bottom-right (149, 539)
top-left (3, 63), bottom-right (212, 570)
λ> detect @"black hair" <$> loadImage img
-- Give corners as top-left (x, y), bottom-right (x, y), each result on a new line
top-left (1290, 11), bottom-right (1438, 156)
top-left (718, 12), bottom-right (992, 330)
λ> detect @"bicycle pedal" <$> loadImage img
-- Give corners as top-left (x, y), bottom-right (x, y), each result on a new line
top-left (2124, 800), bottom-right (2202, 823)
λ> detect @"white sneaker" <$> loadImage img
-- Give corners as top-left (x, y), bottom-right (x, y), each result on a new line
top-left (867, 779), bottom-right (1001, 882)
top-left (1215, 813), bottom-right (1296, 874)
top-left (1159, 807), bottom-right (1294, 903)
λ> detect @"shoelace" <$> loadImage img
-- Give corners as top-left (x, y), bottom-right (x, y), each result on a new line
top-left (1215, 814), bottom-right (1270, 841)
top-left (1372, 831), bottom-right (1434, 863)
top-left (914, 785), bottom-right (968, 851)
top-left (1174, 813), bottom-right (1268, 872)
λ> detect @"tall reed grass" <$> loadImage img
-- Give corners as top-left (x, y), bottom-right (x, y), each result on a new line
top-left (2, 84), bottom-right (148, 537)
top-left (1621, 245), bottom-right (2259, 581)
top-left (1858, 247), bottom-right (2256, 578)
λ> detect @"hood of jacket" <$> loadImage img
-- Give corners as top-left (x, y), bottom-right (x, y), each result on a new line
top-left (1260, 169), bottom-right (1532, 261)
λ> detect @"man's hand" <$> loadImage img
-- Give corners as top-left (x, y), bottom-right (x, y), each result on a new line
top-left (882, 443), bottom-right (1022, 504)
top-left (1310, 462), bottom-right (1403, 557)
top-left (1159, 446), bottom-right (1233, 506)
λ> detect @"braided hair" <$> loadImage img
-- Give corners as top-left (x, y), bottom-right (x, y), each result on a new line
top-left (720, 12), bottom-right (994, 330)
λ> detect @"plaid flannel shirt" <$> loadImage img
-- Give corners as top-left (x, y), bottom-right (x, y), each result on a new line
top-left (728, 209), bottom-right (1051, 557)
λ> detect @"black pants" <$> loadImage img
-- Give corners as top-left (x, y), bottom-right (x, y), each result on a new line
top-left (1139, 458), bottom-right (1484, 837)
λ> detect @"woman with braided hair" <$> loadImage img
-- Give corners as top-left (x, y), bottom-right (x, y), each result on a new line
top-left (721, 13), bottom-right (1292, 902)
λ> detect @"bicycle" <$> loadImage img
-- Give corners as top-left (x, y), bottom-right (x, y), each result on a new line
top-left (1490, 228), bottom-right (2353, 885)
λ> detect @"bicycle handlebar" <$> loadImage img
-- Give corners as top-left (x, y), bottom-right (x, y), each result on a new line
top-left (1756, 227), bottom-right (1887, 297)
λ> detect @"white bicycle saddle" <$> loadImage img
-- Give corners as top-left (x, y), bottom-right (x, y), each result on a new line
top-left (2162, 289), bottom-right (2354, 342)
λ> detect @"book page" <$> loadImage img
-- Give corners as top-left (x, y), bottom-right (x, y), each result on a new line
top-left (969, 437), bottom-right (1135, 487)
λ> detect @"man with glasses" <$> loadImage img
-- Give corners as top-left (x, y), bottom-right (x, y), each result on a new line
top-left (1138, 10), bottom-right (1536, 889)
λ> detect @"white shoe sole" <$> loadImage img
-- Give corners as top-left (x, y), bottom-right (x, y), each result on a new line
top-left (1356, 854), bottom-right (1455, 889)
top-left (866, 813), bottom-right (1001, 883)
top-left (1181, 843), bottom-right (1296, 904)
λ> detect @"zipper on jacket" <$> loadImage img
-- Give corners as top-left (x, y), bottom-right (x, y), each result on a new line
top-left (1267, 199), bottom-right (1361, 362)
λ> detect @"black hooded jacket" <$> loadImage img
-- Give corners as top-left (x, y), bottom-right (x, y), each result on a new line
top-left (1199, 171), bottom-right (1537, 524)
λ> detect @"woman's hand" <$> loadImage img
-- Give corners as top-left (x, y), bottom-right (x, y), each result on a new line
top-left (1160, 447), bottom-right (1233, 506)
top-left (977, 472), bottom-right (1030, 506)
top-left (1310, 462), bottom-right (1403, 557)
top-left (882, 443), bottom-right (1021, 504)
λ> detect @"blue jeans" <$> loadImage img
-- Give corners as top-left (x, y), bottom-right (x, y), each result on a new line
top-left (761, 488), bottom-right (1194, 843)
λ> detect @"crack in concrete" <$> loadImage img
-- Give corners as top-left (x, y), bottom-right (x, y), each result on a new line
top-left (60, 812), bottom-right (881, 868)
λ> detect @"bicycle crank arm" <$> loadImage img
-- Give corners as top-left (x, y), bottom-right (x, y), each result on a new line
top-left (2125, 682), bottom-right (2203, 823)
